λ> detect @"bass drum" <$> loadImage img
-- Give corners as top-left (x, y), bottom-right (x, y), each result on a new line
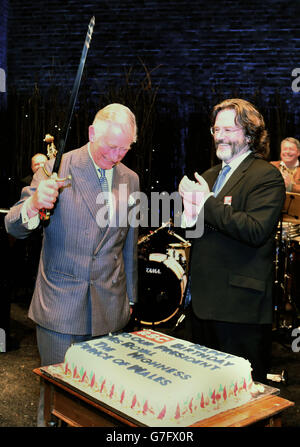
top-left (136, 254), bottom-right (187, 325)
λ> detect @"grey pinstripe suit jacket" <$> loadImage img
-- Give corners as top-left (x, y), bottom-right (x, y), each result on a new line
top-left (5, 144), bottom-right (139, 336)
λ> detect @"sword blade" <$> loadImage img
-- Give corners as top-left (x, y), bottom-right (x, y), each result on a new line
top-left (39, 16), bottom-right (95, 222)
top-left (53, 16), bottom-right (95, 175)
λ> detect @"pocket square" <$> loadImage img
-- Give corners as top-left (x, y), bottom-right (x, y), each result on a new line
top-left (224, 196), bottom-right (232, 205)
top-left (128, 194), bottom-right (136, 206)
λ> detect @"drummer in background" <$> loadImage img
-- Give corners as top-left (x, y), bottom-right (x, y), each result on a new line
top-left (271, 138), bottom-right (300, 193)
top-left (21, 153), bottom-right (48, 186)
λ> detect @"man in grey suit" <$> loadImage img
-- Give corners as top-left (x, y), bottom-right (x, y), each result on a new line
top-left (179, 98), bottom-right (285, 382)
top-left (5, 104), bottom-right (139, 413)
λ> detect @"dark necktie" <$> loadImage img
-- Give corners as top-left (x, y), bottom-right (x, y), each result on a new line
top-left (212, 164), bottom-right (231, 196)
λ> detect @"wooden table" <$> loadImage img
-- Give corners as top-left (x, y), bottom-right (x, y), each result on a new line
top-left (34, 368), bottom-right (294, 428)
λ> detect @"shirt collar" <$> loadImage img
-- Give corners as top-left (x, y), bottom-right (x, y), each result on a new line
top-left (222, 149), bottom-right (252, 171)
top-left (280, 160), bottom-right (299, 169)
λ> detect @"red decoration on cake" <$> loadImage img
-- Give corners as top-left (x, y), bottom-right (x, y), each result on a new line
top-left (223, 386), bottom-right (227, 401)
top-left (157, 405), bottom-right (166, 419)
top-left (100, 379), bottom-right (106, 393)
top-left (189, 398), bottom-right (193, 413)
top-left (90, 373), bottom-right (95, 388)
top-left (234, 382), bottom-right (238, 396)
top-left (81, 371), bottom-right (86, 382)
top-left (64, 363), bottom-right (68, 375)
top-left (243, 378), bottom-right (247, 390)
top-left (200, 393), bottom-right (205, 408)
top-left (120, 390), bottom-right (125, 403)
top-left (109, 384), bottom-right (115, 398)
top-left (175, 403), bottom-right (181, 419)
top-left (143, 400), bottom-right (149, 415)
top-left (211, 390), bottom-right (216, 404)
top-left (73, 366), bottom-right (77, 378)
top-left (131, 394), bottom-right (137, 409)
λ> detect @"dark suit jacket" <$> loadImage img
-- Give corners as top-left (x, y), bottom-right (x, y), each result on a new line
top-left (190, 153), bottom-right (285, 325)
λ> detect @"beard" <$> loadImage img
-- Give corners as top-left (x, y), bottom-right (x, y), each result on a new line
top-left (215, 140), bottom-right (247, 162)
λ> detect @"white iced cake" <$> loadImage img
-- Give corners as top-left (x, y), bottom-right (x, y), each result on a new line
top-left (60, 329), bottom-right (256, 426)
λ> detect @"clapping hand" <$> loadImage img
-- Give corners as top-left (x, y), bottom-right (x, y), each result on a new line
top-left (179, 172), bottom-right (210, 219)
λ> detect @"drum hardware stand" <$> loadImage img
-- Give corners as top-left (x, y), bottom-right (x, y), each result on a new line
top-left (167, 228), bottom-right (189, 244)
top-left (281, 193), bottom-right (300, 331)
top-left (168, 273), bottom-right (192, 334)
top-left (272, 262), bottom-right (295, 349)
top-left (273, 217), bottom-right (283, 332)
top-left (175, 313), bottom-right (186, 328)
top-left (268, 196), bottom-right (300, 387)
top-left (138, 220), bottom-right (172, 245)
top-left (273, 209), bottom-right (300, 336)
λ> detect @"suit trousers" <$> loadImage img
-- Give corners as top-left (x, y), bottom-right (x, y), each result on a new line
top-left (191, 311), bottom-right (272, 383)
top-left (36, 325), bottom-right (93, 427)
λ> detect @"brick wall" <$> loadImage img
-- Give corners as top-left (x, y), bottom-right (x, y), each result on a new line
top-left (3, 0), bottom-right (300, 192)
top-left (6, 0), bottom-right (300, 101)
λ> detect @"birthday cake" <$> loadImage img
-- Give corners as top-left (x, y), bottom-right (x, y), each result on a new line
top-left (54, 330), bottom-right (259, 426)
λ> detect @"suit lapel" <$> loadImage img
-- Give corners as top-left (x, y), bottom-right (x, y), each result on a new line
top-left (93, 163), bottom-right (127, 255)
top-left (203, 153), bottom-right (255, 197)
top-left (219, 153), bottom-right (255, 198)
top-left (69, 144), bottom-right (105, 227)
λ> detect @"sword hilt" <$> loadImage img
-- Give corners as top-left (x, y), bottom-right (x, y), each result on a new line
top-left (42, 166), bottom-right (72, 182)
top-left (39, 208), bottom-right (51, 221)
top-left (39, 172), bottom-right (72, 221)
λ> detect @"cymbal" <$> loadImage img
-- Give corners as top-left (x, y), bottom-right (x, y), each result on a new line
top-left (285, 192), bottom-right (300, 197)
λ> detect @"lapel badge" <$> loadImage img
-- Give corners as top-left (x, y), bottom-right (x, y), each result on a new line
top-left (224, 196), bottom-right (232, 205)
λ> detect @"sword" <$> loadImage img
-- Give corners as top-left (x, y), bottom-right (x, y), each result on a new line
top-left (40, 16), bottom-right (95, 221)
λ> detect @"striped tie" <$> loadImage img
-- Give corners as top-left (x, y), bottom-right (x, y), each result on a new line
top-left (212, 164), bottom-right (231, 196)
top-left (98, 168), bottom-right (110, 213)
top-left (98, 168), bottom-right (109, 193)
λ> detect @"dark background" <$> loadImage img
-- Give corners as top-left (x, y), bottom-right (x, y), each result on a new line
top-left (1, 1), bottom-right (300, 427)
top-left (1, 0), bottom-right (300, 206)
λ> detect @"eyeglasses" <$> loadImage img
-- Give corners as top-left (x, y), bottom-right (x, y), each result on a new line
top-left (210, 126), bottom-right (243, 136)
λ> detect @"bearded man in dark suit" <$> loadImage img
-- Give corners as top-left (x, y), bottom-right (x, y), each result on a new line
top-left (179, 98), bottom-right (285, 382)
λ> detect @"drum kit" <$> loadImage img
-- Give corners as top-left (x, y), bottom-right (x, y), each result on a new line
top-left (274, 192), bottom-right (300, 331)
top-left (136, 220), bottom-right (191, 327)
